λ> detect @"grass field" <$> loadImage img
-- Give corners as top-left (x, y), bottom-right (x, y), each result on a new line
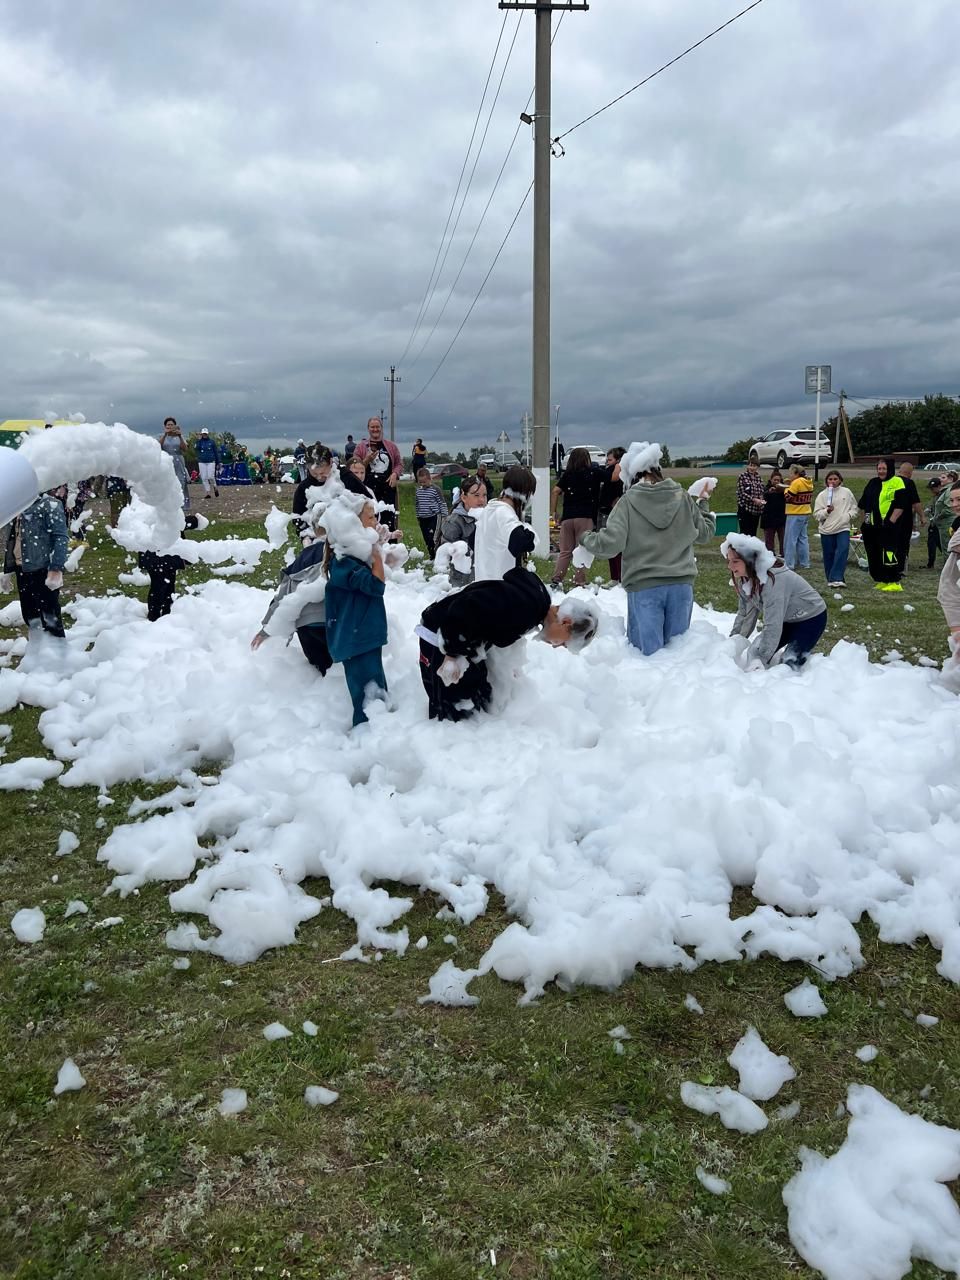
top-left (2, 472), bottom-right (957, 1280)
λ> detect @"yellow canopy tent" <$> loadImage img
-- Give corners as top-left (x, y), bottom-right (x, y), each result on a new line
top-left (0, 420), bottom-right (80, 449)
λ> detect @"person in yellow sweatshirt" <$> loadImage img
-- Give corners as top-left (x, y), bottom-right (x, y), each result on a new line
top-left (783, 465), bottom-right (813, 569)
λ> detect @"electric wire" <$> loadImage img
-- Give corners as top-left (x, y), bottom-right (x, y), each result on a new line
top-left (401, 182), bottom-right (533, 408)
top-left (397, 11), bottom-right (567, 399)
top-left (395, 11), bottom-right (510, 368)
top-left (553, 0), bottom-right (767, 143)
top-left (405, 12), bottom-right (524, 375)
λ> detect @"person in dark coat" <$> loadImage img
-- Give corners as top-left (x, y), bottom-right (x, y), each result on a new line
top-left (416, 566), bottom-right (598, 721)
top-left (760, 470), bottom-right (786, 555)
top-left (597, 447), bottom-right (625, 582)
top-left (139, 515), bottom-right (200, 622)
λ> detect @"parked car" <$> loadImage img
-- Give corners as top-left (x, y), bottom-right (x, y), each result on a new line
top-left (429, 463), bottom-right (470, 480)
top-left (748, 429), bottom-right (831, 468)
top-left (563, 445), bottom-right (608, 469)
top-left (476, 454), bottom-right (498, 470)
top-left (920, 460), bottom-right (960, 471)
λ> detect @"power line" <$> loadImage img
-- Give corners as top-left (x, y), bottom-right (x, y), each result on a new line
top-left (396, 11), bottom-right (510, 368)
top-left (554, 0), bottom-right (767, 143)
top-left (401, 182), bottom-right (534, 409)
top-left (406, 13), bottom-right (524, 375)
top-left (399, 11), bottom-right (568, 390)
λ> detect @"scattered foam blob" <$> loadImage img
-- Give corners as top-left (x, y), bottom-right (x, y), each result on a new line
top-left (695, 1165), bottom-right (731, 1195)
top-left (679, 1082), bottom-right (768, 1134)
top-left (262, 1022), bottom-right (293, 1041)
top-left (304, 1086), bottom-right (339, 1107)
top-left (727, 1026), bottom-right (796, 1101)
top-left (783, 1085), bottom-right (960, 1280)
top-left (11, 908), bottom-right (45, 943)
top-left (784, 979), bottom-right (828, 1018)
top-left (217, 1088), bottom-right (248, 1116)
top-left (54, 1058), bottom-right (86, 1095)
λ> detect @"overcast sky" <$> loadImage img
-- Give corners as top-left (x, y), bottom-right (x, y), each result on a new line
top-left (2, 0), bottom-right (958, 454)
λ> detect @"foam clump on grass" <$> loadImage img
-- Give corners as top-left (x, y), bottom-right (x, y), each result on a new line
top-left (783, 1084), bottom-right (960, 1280)
top-left (304, 1086), bottom-right (339, 1107)
top-left (54, 1058), bottom-right (86, 1095)
top-left (218, 1088), bottom-right (247, 1116)
top-left (56, 830), bottom-right (79, 857)
top-left (695, 1166), bottom-right (730, 1195)
top-left (680, 1082), bottom-right (768, 1134)
top-left (727, 1026), bottom-right (796, 1101)
top-left (784, 979), bottom-right (828, 1018)
top-left (262, 1022), bottom-right (292, 1041)
top-left (418, 961), bottom-right (480, 1008)
top-left (11, 908), bottom-right (45, 943)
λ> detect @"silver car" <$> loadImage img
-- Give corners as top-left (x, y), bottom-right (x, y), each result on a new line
top-left (749, 429), bottom-right (831, 468)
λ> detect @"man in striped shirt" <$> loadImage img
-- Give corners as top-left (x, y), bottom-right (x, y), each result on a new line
top-left (415, 467), bottom-right (448, 558)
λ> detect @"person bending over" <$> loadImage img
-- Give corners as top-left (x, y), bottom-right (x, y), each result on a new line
top-left (416, 566), bottom-right (598, 721)
top-left (722, 533), bottom-right (827, 670)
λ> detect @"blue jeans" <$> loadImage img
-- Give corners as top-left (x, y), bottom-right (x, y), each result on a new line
top-left (784, 516), bottom-right (810, 569)
top-left (626, 584), bottom-right (694, 656)
top-left (343, 649), bottom-right (387, 726)
top-left (821, 530), bottom-right (850, 583)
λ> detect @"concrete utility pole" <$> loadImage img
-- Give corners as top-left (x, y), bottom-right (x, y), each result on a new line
top-left (499, 0), bottom-right (588, 549)
top-left (384, 366), bottom-right (401, 442)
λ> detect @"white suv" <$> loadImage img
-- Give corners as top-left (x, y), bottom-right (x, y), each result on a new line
top-left (748, 429), bottom-right (831, 468)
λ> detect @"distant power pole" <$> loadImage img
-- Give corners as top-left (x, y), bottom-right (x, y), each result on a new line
top-left (499, 0), bottom-right (589, 547)
top-left (384, 366), bottom-right (401, 442)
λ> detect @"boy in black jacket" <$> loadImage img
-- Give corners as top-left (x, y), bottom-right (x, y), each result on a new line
top-left (416, 566), bottom-right (597, 720)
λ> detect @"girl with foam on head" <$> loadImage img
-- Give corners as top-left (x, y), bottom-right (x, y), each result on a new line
top-left (322, 494), bottom-right (388, 727)
top-left (722, 533), bottom-right (827, 670)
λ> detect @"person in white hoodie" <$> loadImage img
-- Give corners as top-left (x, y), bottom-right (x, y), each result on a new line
top-left (723, 533), bottom-right (827, 669)
top-left (472, 464), bottom-right (537, 581)
top-left (813, 469), bottom-right (859, 588)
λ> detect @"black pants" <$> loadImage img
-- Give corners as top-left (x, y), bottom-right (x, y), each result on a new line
top-left (16, 567), bottom-right (65, 637)
top-left (370, 479), bottom-right (397, 531)
top-left (777, 610), bottom-right (828, 668)
top-left (419, 639), bottom-right (491, 721)
top-left (928, 523), bottom-right (942, 568)
top-left (418, 517), bottom-right (440, 558)
top-left (862, 521), bottom-right (902, 583)
top-left (297, 625), bottom-right (332, 676)
top-left (737, 508), bottom-right (761, 536)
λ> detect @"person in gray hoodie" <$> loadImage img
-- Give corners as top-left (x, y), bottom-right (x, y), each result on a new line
top-left (436, 476), bottom-right (488, 587)
top-left (250, 539), bottom-right (330, 675)
top-left (579, 442), bottom-right (715, 655)
top-left (722, 533), bottom-right (827, 669)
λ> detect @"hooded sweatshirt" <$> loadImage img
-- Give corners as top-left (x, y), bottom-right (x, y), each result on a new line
top-left (784, 475), bottom-right (813, 516)
top-left (579, 479), bottom-right (716, 592)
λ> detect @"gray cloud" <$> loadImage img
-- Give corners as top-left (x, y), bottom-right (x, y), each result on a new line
top-left (1, 0), bottom-right (957, 455)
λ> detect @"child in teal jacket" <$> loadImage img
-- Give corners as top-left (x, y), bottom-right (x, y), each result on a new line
top-left (324, 502), bottom-right (388, 726)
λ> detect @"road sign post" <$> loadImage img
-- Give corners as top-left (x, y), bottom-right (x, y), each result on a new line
top-left (805, 365), bottom-right (831, 480)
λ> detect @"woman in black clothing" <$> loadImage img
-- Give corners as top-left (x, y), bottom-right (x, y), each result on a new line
top-left (597, 446), bottom-right (625, 582)
top-left (760, 469), bottom-right (786, 556)
top-left (857, 457), bottom-right (910, 590)
top-left (139, 515), bottom-right (199, 621)
top-left (549, 448), bottom-right (602, 589)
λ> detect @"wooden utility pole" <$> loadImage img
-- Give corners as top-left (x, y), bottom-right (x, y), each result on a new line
top-left (384, 366), bottom-right (401, 442)
top-left (498, 0), bottom-right (588, 547)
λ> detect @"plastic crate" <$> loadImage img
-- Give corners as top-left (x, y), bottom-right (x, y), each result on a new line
top-left (714, 512), bottom-right (738, 537)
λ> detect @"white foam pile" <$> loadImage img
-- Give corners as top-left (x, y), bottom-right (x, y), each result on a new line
top-left (783, 1085), bottom-right (960, 1280)
top-left (727, 1026), bottom-right (796, 1100)
top-left (2, 490), bottom-right (960, 1004)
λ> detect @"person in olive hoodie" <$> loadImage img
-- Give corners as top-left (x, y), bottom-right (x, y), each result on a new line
top-left (416, 566), bottom-right (598, 720)
top-left (323, 497), bottom-right (388, 726)
top-left (579, 442), bottom-right (715, 656)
